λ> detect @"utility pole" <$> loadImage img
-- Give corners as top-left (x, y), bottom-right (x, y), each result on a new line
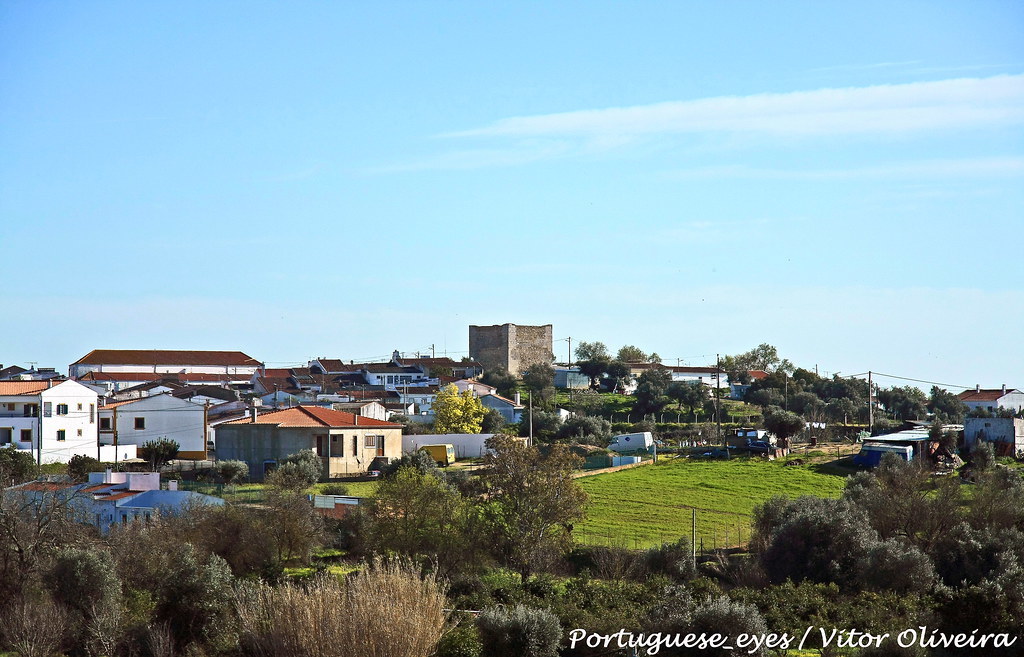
top-left (867, 370), bottom-right (873, 435)
top-left (528, 393), bottom-right (534, 448)
top-left (431, 344), bottom-right (435, 358)
top-left (716, 354), bottom-right (723, 448)
top-left (567, 337), bottom-right (572, 366)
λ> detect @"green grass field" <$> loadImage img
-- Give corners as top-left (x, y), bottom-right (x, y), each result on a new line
top-left (576, 457), bottom-right (847, 549)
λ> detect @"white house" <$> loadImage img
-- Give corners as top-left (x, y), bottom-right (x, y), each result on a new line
top-left (964, 417), bottom-right (1024, 457)
top-left (70, 349), bottom-right (261, 380)
top-left (4, 471), bottom-right (223, 534)
top-left (627, 364), bottom-right (730, 389)
top-left (480, 393), bottom-right (525, 423)
top-left (399, 386), bottom-right (440, 414)
top-left (0, 380), bottom-right (106, 463)
top-left (959, 385), bottom-right (1024, 415)
top-left (98, 393), bottom-right (208, 460)
top-left (452, 379), bottom-right (497, 396)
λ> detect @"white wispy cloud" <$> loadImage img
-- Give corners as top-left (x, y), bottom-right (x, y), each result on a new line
top-left (666, 157), bottom-right (1024, 181)
top-left (447, 75), bottom-right (1024, 140)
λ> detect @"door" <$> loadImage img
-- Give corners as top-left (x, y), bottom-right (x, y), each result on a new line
top-left (0, 428), bottom-right (11, 445)
top-left (376, 435), bottom-right (385, 457)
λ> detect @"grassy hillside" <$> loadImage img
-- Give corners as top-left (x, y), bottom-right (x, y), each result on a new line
top-left (576, 457), bottom-right (847, 549)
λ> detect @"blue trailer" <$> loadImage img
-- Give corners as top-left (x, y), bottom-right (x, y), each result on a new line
top-left (853, 443), bottom-right (914, 467)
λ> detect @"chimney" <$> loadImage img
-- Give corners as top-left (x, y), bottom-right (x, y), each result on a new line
top-left (1002, 384), bottom-right (1007, 395)
top-left (251, 405), bottom-right (258, 422)
top-left (976, 384), bottom-right (981, 393)
top-left (514, 391), bottom-right (521, 406)
top-left (168, 480), bottom-right (178, 491)
top-left (104, 468), bottom-right (112, 484)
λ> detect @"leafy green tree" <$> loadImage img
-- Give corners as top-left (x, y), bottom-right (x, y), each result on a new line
top-left (928, 386), bottom-right (968, 423)
top-left (604, 360), bottom-right (631, 392)
top-left (481, 435), bottom-right (587, 580)
top-left (575, 341), bottom-right (610, 389)
top-left (649, 352), bottom-right (662, 364)
top-left (433, 384), bottom-right (486, 434)
top-left (763, 408), bottom-right (804, 445)
top-left (522, 362), bottom-right (554, 391)
top-left (556, 415), bottom-right (612, 444)
top-left (616, 345), bottom-right (648, 363)
top-left (367, 467), bottom-right (479, 575)
top-left (745, 388), bottom-right (784, 408)
top-left (520, 409), bottom-right (563, 443)
top-left (633, 367), bottom-right (672, 414)
top-left (267, 450), bottom-right (322, 489)
top-left (66, 454), bottom-right (102, 483)
top-left (139, 438), bottom-right (180, 469)
top-left (380, 449), bottom-right (441, 478)
top-left (667, 381), bottom-right (707, 414)
top-left (477, 605), bottom-right (561, 657)
top-left (481, 408), bottom-right (507, 434)
top-left (0, 447), bottom-right (35, 485)
top-left (481, 368), bottom-right (518, 397)
top-left (876, 385), bottom-right (928, 420)
top-left (154, 544), bottom-right (234, 648)
top-left (46, 546), bottom-right (122, 617)
top-left (574, 341), bottom-right (609, 362)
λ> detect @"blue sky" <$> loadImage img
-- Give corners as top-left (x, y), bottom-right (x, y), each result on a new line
top-left (2, 1), bottom-right (1022, 390)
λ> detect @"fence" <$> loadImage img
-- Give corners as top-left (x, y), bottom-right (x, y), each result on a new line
top-left (575, 507), bottom-right (751, 554)
top-left (174, 480), bottom-right (266, 504)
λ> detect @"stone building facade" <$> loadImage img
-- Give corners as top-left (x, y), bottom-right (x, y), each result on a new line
top-left (469, 323), bottom-right (553, 376)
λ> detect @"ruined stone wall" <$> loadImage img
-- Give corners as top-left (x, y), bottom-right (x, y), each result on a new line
top-left (508, 324), bottom-right (553, 375)
top-left (469, 323), bottom-right (552, 376)
top-left (469, 324), bottom-right (511, 374)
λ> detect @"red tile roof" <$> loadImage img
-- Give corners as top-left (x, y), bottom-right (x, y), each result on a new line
top-left (0, 381), bottom-right (52, 396)
top-left (748, 370), bottom-right (770, 380)
top-left (73, 350), bottom-right (259, 367)
top-left (103, 492), bottom-right (137, 501)
top-left (959, 389), bottom-right (1019, 402)
top-left (224, 405), bottom-right (400, 428)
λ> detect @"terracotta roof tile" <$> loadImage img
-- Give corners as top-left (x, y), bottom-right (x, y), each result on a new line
top-left (959, 389), bottom-right (1020, 402)
top-left (0, 381), bottom-right (52, 396)
top-left (73, 350), bottom-right (259, 367)
top-left (224, 405), bottom-right (400, 428)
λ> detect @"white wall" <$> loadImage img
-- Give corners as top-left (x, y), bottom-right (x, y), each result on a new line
top-left (99, 393), bottom-right (206, 456)
top-left (35, 381), bottom-right (99, 463)
top-left (402, 434), bottom-right (498, 458)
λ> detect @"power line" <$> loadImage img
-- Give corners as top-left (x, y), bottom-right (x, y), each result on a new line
top-left (846, 371), bottom-right (971, 390)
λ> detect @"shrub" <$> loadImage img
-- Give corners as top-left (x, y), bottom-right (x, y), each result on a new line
top-left (380, 449), bottom-right (442, 478)
top-left (139, 438), bottom-right (180, 468)
top-left (236, 557), bottom-right (447, 657)
top-left (266, 450), bottom-right (322, 489)
top-left (66, 454), bottom-right (103, 483)
top-left (216, 459), bottom-right (249, 485)
top-left (154, 544), bottom-right (234, 648)
top-left (970, 441), bottom-right (995, 472)
top-left (436, 620), bottom-right (483, 657)
top-left (0, 446), bottom-right (35, 485)
top-left (477, 604), bottom-right (562, 657)
top-left (45, 546), bottom-right (122, 617)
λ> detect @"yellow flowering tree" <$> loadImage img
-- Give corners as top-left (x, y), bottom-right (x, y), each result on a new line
top-left (432, 384), bottom-right (486, 434)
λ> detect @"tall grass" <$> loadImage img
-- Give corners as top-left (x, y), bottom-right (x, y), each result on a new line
top-left (236, 557), bottom-right (447, 657)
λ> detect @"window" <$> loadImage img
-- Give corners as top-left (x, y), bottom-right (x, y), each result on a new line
top-left (352, 436), bottom-right (357, 457)
top-left (57, 403), bottom-right (69, 415)
top-left (43, 402), bottom-right (52, 417)
top-left (99, 417), bottom-right (111, 430)
top-left (5, 403), bottom-right (13, 411)
top-left (77, 403), bottom-right (83, 411)
top-left (20, 429), bottom-right (31, 442)
top-left (134, 417), bottom-right (145, 430)
top-left (77, 429), bottom-right (83, 437)
top-left (364, 435), bottom-right (377, 448)
top-left (57, 429), bottom-right (66, 441)
top-left (89, 404), bottom-right (95, 423)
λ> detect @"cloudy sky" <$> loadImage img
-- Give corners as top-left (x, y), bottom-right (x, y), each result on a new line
top-left (1, 1), bottom-right (1021, 390)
